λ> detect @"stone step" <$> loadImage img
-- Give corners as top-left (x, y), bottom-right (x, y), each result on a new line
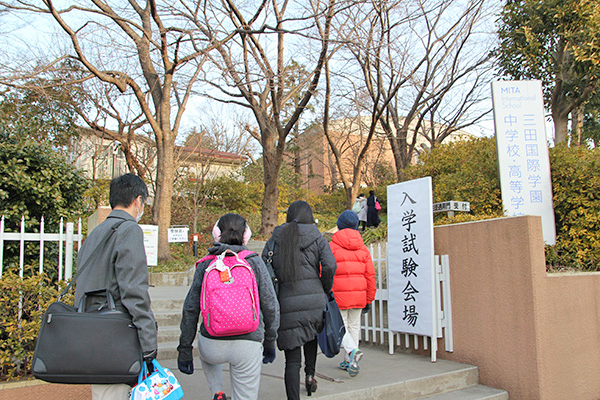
top-left (314, 364), bottom-right (480, 400)
top-left (418, 384), bottom-right (509, 400)
top-left (157, 345), bottom-right (501, 400)
top-left (154, 310), bottom-right (183, 327)
top-left (149, 271), bottom-right (193, 286)
top-left (157, 326), bottom-right (183, 343)
top-left (148, 285), bottom-right (508, 400)
top-left (149, 286), bottom-right (188, 309)
top-left (150, 286), bottom-right (192, 346)
top-left (151, 297), bottom-right (185, 311)
top-left (157, 341), bottom-right (198, 360)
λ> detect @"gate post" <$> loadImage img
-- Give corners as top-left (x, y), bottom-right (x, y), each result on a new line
top-left (65, 222), bottom-right (74, 280)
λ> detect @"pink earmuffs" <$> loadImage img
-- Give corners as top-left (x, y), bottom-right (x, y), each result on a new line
top-left (212, 219), bottom-right (252, 245)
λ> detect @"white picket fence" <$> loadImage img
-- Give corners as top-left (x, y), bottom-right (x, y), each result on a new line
top-left (0, 216), bottom-right (83, 280)
top-left (360, 242), bottom-right (454, 362)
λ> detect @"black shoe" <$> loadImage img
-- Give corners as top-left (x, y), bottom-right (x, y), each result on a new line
top-left (305, 375), bottom-right (318, 396)
top-left (213, 391), bottom-right (227, 400)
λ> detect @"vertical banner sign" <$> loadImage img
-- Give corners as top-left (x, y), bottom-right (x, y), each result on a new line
top-left (492, 80), bottom-right (556, 245)
top-left (387, 177), bottom-right (436, 337)
top-left (139, 224), bottom-right (158, 266)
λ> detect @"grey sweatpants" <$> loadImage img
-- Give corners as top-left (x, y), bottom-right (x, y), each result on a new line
top-left (198, 335), bottom-right (263, 400)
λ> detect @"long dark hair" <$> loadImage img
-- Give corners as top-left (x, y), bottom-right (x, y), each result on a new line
top-left (217, 213), bottom-right (246, 245)
top-left (278, 201), bottom-right (315, 282)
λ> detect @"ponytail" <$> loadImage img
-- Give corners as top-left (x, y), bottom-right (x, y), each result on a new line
top-left (279, 220), bottom-right (300, 282)
top-left (214, 213), bottom-right (248, 245)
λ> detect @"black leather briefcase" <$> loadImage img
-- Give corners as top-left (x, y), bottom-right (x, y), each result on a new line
top-left (32, 289), bottom-right (142, 385)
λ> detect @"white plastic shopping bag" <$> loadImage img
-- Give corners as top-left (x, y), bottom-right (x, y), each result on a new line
top-left (130, 359), bottom-right (184, 400)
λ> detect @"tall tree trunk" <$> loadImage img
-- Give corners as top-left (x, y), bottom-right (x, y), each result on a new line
top-left (261, 128), bottom-right (282, 236)
top-left (388, 131), bottom-right (411, 182)
top-left (345, 186), bottom-right (354, 210)
top-left (389, 136), bottom-right (404, 182)
top-left (293, 123), bottom-right (301, 178)
top-left (573, 105), bottom-right (585, 146)
top-left (552, 109), bottom-right (569, 145)
top-left (152, 128), bottom-right (175, 261)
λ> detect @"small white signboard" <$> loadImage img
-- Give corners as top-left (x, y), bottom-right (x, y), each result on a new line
top-left (492, 80), bottom-right (556, 245)
top-left (139, 224), bottom-right (158, 266)
top-left (387, 177), bottom-right (436, 337)
top-left (168, 226), bottom-right (189, 243)
top-left (432, 201), bottom-right (470, 213)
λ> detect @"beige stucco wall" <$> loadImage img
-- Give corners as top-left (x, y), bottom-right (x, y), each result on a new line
top-left (535, 273), bottom-right (600, 399)
top-left (87, 206), bottom-right (112, 235)
top-left (433, 215), bottom-right (600, 400)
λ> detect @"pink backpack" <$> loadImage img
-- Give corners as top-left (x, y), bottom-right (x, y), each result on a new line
top-left (198, 249), bottom-right (260, 337)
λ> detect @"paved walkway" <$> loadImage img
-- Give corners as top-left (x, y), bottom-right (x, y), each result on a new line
top-left (0, 345), bottom-right (479, 400)
top-left (0, 381), bottom-right (90, 400)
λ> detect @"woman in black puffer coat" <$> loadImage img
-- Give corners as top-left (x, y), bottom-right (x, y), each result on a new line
top-left (262, 201), bottom-right (337, 400)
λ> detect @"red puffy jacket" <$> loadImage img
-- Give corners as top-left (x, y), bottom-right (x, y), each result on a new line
top-left (329, 228), bottom-right (376, 310)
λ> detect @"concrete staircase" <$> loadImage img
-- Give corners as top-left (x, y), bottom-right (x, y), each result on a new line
top-left (149, 241), bottom-right (508, 399)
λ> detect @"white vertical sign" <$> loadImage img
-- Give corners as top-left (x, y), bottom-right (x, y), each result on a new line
top-left (492, 80), bottom-right (556, 244)
top-left (139, 224), bottom-right (158, 266)
top-left (387, 177), bottom-right (436, 337)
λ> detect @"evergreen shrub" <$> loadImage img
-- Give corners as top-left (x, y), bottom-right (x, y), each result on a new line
top-left (404, 137), bottom-right (600, 271)
top-left (0, 271), bottom-right (71, 380)
top-left (0, 134), bottom-right (89, 280)
top-left (404, 137), bottom-right (504, 221)
top-left (547, 145), bottom-right (600, 270)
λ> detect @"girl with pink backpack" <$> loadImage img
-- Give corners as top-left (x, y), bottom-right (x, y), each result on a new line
top-left (177, 214), bottom-right (280, 400)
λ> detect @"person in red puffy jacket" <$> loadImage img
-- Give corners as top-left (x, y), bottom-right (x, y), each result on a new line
top-left (329, 210), bottom-right (376, 377)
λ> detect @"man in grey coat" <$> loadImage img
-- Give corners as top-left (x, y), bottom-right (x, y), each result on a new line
top-left (74, 173), bottom-right (158, 400)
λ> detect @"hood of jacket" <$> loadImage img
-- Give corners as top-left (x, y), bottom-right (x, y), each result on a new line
top-left (271, 222), bottom-right (322, 250)
top-left (331, 228), bottom-right (365, 251)
top-left (207, 242), bottom-right (248, 256)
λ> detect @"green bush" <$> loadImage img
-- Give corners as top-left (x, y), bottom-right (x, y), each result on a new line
top-left (312, 187), bottom-right (347, 216)
top-left (0, 271), bottom-right (70, 380)
top-left (404, 137), bottom-right (600, 271)
top-left (547, 145), bottom-right (600, 270)
top-left (361, 223), bottom-right (388, 245)
top-left (0, 134), bottom-right (89, 229)
top-left (0, 134), bottom-right (89, 280)
top-left (404, 137), bottom-right (504, 221)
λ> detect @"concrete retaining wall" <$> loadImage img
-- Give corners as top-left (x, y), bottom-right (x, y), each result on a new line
top-left (433, 215), bottom-right (600, 400)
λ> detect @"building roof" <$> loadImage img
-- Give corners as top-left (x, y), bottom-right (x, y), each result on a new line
top-left (175, 146), bottom-right (248, 163)
top-left (77, 126), bottom-right (247, 164)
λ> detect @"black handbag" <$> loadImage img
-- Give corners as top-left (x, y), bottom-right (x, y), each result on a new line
top-left (317, 291), bottom-right (346, 358)
top-left (32, 220), bottom-right (143, 385)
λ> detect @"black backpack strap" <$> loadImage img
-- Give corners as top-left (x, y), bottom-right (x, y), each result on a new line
top-left (59, 219), bottom-right (127, 299)
top-left (263, 240), bottom-right (279, 296)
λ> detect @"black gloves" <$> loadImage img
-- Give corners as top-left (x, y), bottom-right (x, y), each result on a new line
top-left (262, 345), bottom-right (276, 364)
top-left (143, 349), bottom-right (157, 373)
top-left (362, 303), bottom-right (372, 315)
top-left (178, 359), bottom-right (194, 375)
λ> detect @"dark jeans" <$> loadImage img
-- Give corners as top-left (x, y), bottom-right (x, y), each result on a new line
top-left (283, 338), bottom-right (318, 400)
top-left (359, 221), bottom-right (366, 231)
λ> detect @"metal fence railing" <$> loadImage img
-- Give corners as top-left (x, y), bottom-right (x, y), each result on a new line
top-left (361, 243), bottom-right (454, 361)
